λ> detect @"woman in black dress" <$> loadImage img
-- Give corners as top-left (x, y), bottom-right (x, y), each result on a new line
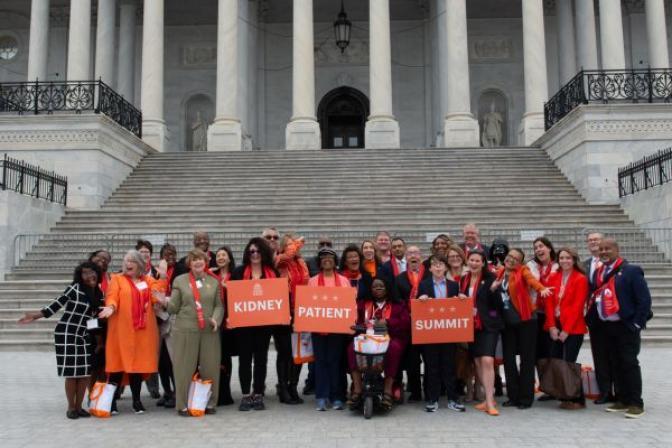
top-left (19, 261), bottom-right (104, 419)
top-left (459, 250), bottom-right (503, 416)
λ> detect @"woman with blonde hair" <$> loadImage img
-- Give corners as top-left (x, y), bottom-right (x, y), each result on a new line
top-left (166, 249), bottom-right (224, 416)
top-left (98, 250), bottom-right (168, 415)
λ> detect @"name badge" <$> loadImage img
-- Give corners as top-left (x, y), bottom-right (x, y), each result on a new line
top-left (87, 318), bottom-right (100, 330)
top-left (136, 281), bottom-right (148, 291)
top-left (196, 280), bottom-right (204, 289)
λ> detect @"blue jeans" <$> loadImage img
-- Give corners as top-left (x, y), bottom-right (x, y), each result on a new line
top-left (312, 334), bottom-right (346, 402)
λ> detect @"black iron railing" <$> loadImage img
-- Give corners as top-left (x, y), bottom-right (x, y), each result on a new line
top-left (544, 68), bottom-right (672, 130)
top-left (618, 148), bottom-right (672, 197)
top-left (0, 80), bottom-right (142, 138)
top-left (0, 154), bottom-right (67, 205)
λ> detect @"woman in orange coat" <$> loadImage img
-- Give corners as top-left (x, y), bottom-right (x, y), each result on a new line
top-left (98, 250), bottom-right (168, 415)
top-left (545, 247), bottom-right (589, 410)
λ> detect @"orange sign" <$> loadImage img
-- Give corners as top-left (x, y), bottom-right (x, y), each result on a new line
top-left (293, 286), bottom-right (357, 334)
top-left (410, 297), bottom-right (474, 344)
top-left (227, 278), bottom-right (290, 328)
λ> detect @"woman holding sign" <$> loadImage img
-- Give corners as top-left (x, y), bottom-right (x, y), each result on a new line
top-left (166, 249), bottom-right (224, 416)
top-left (98, 250), bottom-right (168, 415)
top-left (308, 247), bottom-right (351, 411)
top-left (231, 238), bottom-right (280, 412)
top-left (491, 248), bottom-right (552, 410)
top-left (459, 250), bottom-right (503, 416)
top-left (348, 278), bottom-right (410, 411)
top-left (417, 254), bottom-right (463, 413)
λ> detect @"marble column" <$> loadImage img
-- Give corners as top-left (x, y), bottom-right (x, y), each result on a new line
top-left (518, 0), bottom-right (548, 145)
top-left (117, 0), bottom-right (137, 103)
top-left (598, 0), bottom-right (626, 69)
top-left (208, 0), bottom-right (243, 151)
top-left (285, 0), bottom-right (320, 150)
top-left (575, 0), bottom-right (599, 70)
top-left (141, 0), bottom-right (168, 150)
top-left (556, 0), bottom-right (577, 83)
top-left (646, 0), bottom-right (670, 68)
top-left (443, 0), bottom-right (479, 147)
top-left (365, 0), bottom-right (400, 149)
top-left (66, 0), bottom-right (92, 80)
top-left (27, 0), bottom-right (50, 81)
top-left (95, 0), bottom-right (117, 86)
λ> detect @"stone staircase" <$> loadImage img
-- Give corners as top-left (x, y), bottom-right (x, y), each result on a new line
top-left (2, 147), bottom-right (671, 349)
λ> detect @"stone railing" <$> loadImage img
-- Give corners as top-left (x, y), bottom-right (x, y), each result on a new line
top-left (0, 80), bottom-right (142, 138)
top-left (544, 68), bottom-right (672, 130)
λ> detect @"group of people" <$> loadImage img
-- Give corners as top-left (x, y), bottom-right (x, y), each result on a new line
top-left (20, 225), bottom-right (652, 420)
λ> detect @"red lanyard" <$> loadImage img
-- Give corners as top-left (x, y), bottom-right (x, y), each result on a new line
top-left (189, 273), bottom-right (206, 330)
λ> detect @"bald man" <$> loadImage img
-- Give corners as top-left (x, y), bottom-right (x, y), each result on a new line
top-left (586, 238), bottom-right (651, 419)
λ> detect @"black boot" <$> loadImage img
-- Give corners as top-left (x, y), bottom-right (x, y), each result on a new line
top-left (288, 363), bottom-right (304, 404)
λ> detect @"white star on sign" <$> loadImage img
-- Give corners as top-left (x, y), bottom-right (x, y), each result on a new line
top-left (312, 295), bottom-right (318, 301)
top-left (449, 306), bottom-right (456, 312)
top-left (332, 296), bottom-right (339, 302)
top-left (322, 295), bottom-right (329, 301)
top-left (439, 307), bottom-right (445, 313)
top-left (429, 307), bottom-right (435, 313)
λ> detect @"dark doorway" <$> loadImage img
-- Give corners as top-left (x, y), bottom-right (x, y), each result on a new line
top-left (318, 87), bottom-right (369, 149)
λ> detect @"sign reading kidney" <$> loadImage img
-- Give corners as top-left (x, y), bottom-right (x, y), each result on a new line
top-left (226, 278), bottom-right (290, 328)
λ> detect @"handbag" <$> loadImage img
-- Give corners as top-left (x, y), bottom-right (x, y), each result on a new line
top-left (187, 373), bottom-right (213, 417)
top-left (291, 332), bottom-right (314, 364)
top-left (536, 358), bottom-right (582, 400)
top-left (89, 381), bottom-right (117, 418)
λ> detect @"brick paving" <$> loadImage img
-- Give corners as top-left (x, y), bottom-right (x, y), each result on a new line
top-left (1, 348), bottom-right (670, 448)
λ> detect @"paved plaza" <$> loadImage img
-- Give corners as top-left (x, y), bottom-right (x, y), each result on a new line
top-left (1, 348), bottom-right (670, 448)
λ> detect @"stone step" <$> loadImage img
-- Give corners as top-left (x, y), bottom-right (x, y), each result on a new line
top-left (0, 328), bottom-right (56, 340)
top-left (0, 340), bottom-right (53, 352)
top-left (0, 319), bottom-right (56, 329)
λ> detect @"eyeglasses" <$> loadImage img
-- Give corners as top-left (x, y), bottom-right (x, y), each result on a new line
top-left (319, 242), bottom-right (333, 247)
top-left (264, 235), bottom-right (279, 241)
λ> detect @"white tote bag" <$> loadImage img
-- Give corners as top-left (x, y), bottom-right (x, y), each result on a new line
top-left (291, 332), bottom-right (314, 364)
top-left (89, 381), bottom-right (117, 418)
top-left (187, 374), bottom-right (213, 417)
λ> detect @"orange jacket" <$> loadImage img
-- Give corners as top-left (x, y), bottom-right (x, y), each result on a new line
top-left (105, 274), bottom-right (167, 373)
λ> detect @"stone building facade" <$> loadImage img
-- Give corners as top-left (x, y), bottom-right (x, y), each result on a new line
top-left (0, 0), bottom-right (670, 152)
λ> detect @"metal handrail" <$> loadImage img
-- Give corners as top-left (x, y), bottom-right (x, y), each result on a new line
top-left (11, 227), bottom-right (672, 271)
top-left (1, 154), bottom-right (67, 205)
top-left (544, 68), bottom-right (672, 130)
top-left (618, 148), bottom-right (672, 197)
top-left (0, 79), bottom-right (142, 137)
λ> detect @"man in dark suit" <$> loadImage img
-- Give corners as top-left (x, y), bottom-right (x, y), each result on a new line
top-left (172, 231), bottom-right (218, 280)
top-left (586, 238), bottom-right (651, 419)
top-left (583, 232), bottom-right (617, 405)
top-left (379, 237), bottom-right (408, 285)
top-left (393, 245), bottom-right (424, 400)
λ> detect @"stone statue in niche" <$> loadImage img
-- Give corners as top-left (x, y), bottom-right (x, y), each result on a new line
top-left (481, 101), bottom-right (504, 147)
top-left (191, 110), bottom-right (208, 152)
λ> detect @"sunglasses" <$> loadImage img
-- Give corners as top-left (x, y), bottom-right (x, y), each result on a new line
top-left (249, 249), bottom-right (260, 254)
top-left (319, 242), bottom-right (333, 247)
top-left (264, 235), bottom-right (279, 241)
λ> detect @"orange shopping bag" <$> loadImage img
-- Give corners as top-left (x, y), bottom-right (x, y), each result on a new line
top-left (89, 381), bottom-right (117, 418)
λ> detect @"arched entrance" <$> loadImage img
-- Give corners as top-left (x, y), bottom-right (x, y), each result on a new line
top-left (318, 87), bottom-right (369, 149)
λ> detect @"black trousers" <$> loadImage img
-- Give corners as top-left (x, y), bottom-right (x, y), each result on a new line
top-left (397, 344), bottom-right (423, 396)
top-left (158, 338), bottom-right (174, 395)
top-left (423, 343), bottom-right (457, 402)
top-left (536, 313), bottom-right (553, 359)
top-left (109, 372), bottom-right (143, 402)
top-left (588, 318), bottom-right (617, 398)
top-left (502, 319), bottom-right (537, 406)
top-left (604, 321), bottom-right (643, 408)
top-left (235, 326), bottom-right (272, 395)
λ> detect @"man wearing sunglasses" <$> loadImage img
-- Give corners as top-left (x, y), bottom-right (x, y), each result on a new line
top-left (261, 227), bottom-right (281, 256)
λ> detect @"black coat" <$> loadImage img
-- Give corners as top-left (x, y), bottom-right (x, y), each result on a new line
top-left (417, 276), bottom-right (459, 299)
top-left (459, 274), bottom-right (503, 332)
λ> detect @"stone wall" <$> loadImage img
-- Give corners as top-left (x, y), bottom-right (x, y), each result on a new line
top-left (0, 191), bottom-right (64, 277)
top-left (0, 114), bottom-right (155, 209)
top-left (536, 103), bottom-right (672, 204)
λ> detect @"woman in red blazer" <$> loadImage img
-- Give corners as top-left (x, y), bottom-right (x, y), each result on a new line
top-left (544, 247), bottom-right (588, 410)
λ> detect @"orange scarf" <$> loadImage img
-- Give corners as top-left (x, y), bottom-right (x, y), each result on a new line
top-left (124, 275), bottom-right (150, 330)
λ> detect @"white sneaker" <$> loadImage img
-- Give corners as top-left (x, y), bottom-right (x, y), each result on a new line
top-left (425, 401), bottom-right (439, 412)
